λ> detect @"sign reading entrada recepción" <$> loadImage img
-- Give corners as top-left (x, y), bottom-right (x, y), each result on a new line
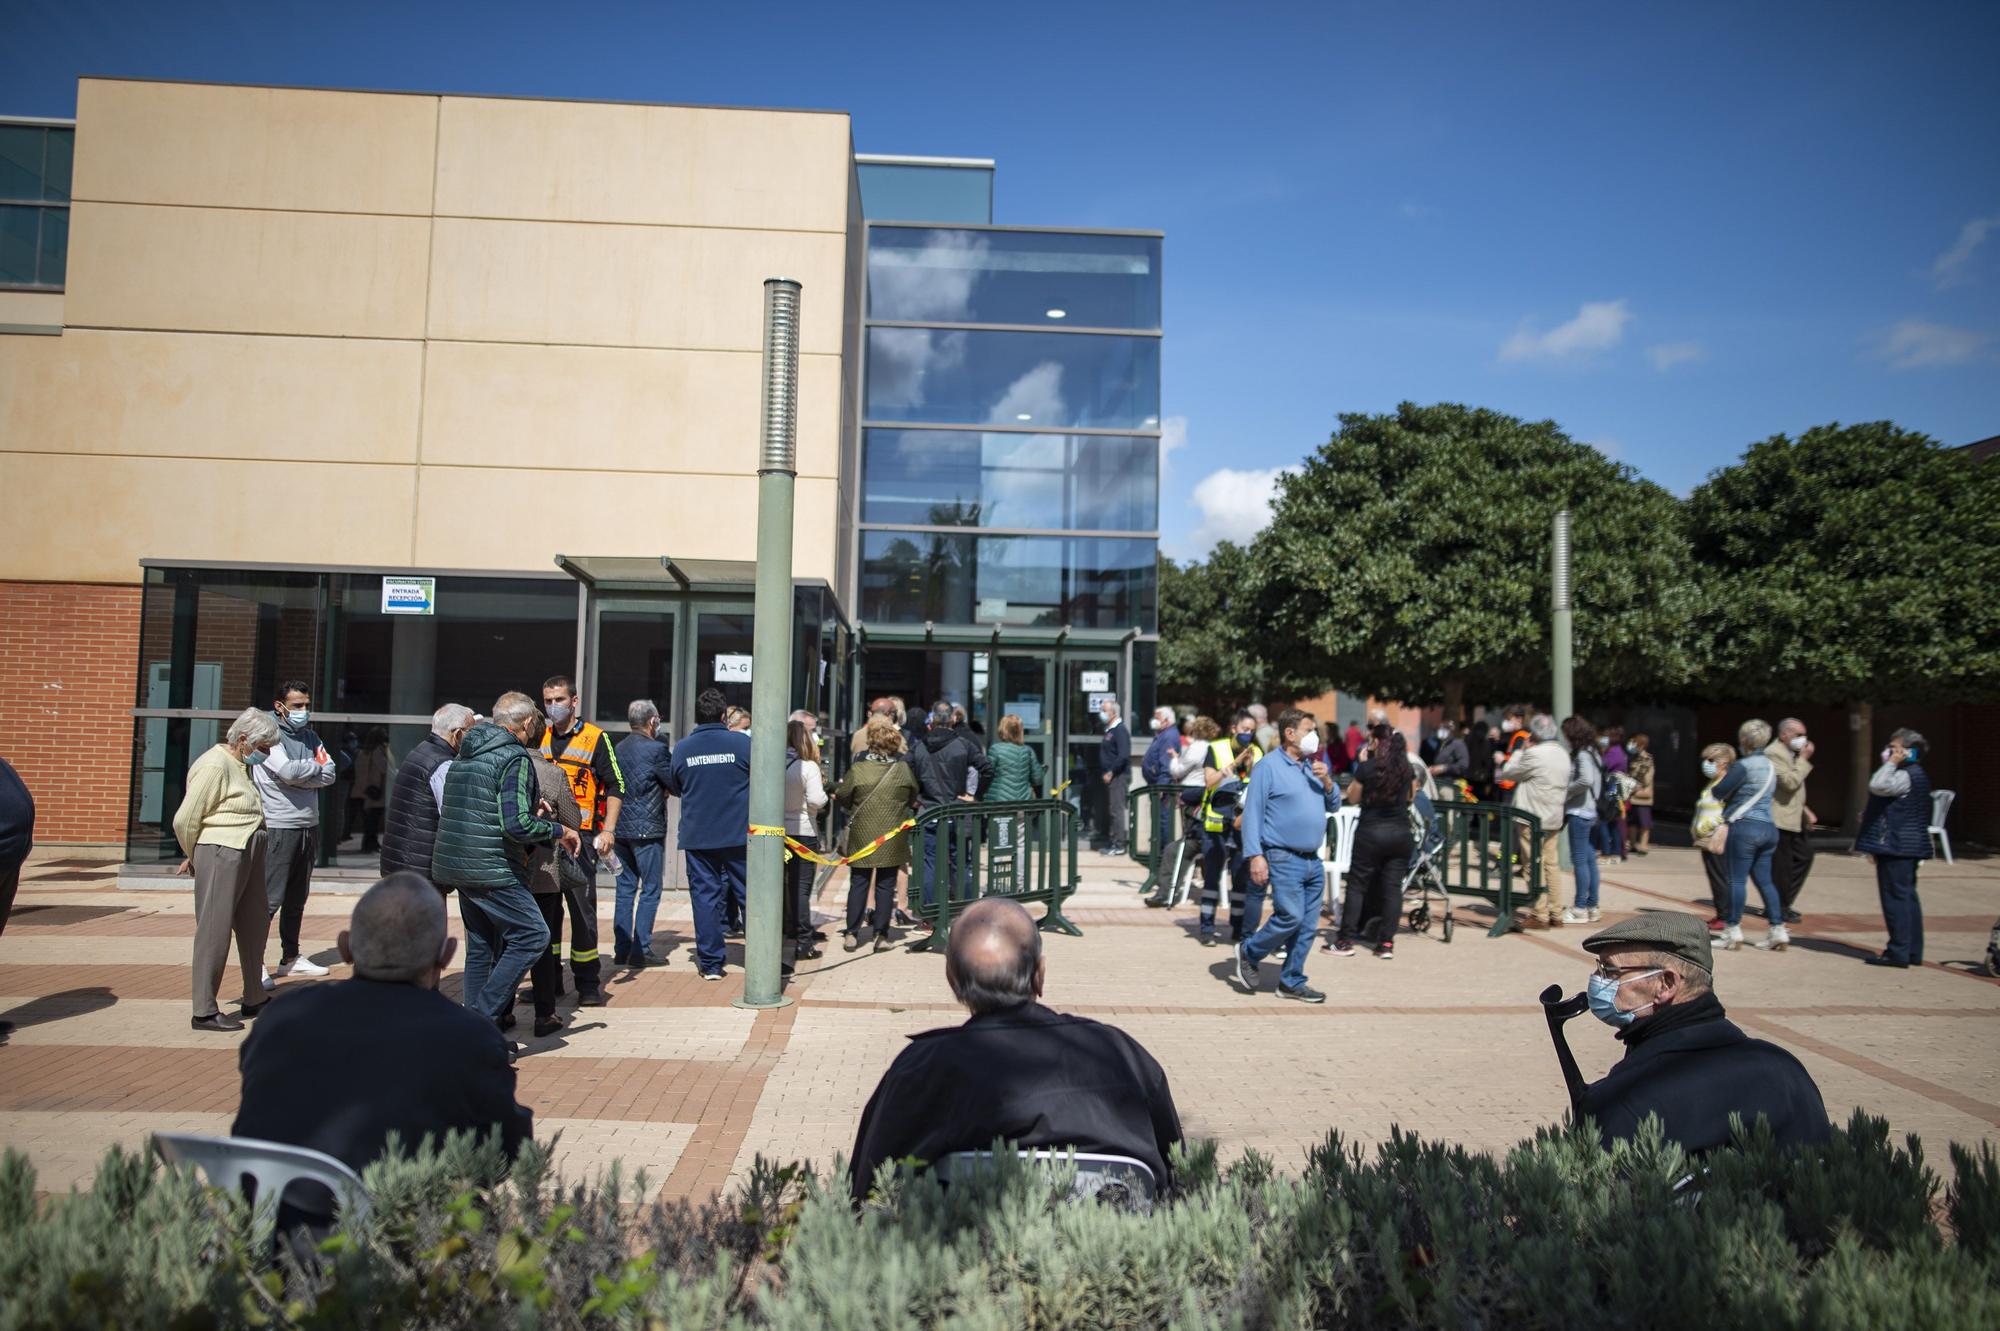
top-left (381, 576), bottom-right (436, 615)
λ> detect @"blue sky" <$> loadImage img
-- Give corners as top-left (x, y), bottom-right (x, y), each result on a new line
top-left (8, 1), bottom-right (1997, 558)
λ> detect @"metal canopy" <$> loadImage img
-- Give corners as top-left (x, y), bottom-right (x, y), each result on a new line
top-left (855, 621), bottom-right (1134, 649)
top-left (556, 555), bottom-right (829, 595)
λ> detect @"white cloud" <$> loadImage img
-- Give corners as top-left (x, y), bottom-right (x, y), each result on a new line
top-left (1183, 465), bottom-right (1299, 556)
top-left (1646, 340), bottom-right (1705, 371)
top-left (1931, 214), bottom-right (2000, 289)
top-left (1499, 299), bottom-right (1633, 363)
top-left (1871, 319), bottom-right (1993, 370)
top-left (1398, 201), bottom-right (1439, 221)
top-left (1158, 415), bottom-right (1187, 477)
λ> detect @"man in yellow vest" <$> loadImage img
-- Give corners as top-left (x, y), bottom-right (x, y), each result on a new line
top-left (538, 675), bottom-right (626, 1007)
top-left (1195, 710), bottom-right (1264, 945)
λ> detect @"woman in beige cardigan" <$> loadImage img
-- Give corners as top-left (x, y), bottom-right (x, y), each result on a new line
top-left (174, 707), bottom-right (282, 1032)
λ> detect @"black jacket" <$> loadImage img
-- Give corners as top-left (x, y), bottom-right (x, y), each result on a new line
top-left (1578, 992), bottom-right (1829, 1153)
top-left (380, 733), bottom-right (455, 883)
top-left (0, 756), bottom-right (32, 869)
top-left (234, 977), bottom-right (533, 1183)
top-left (911, 729), bottom-right (994, 809)
top-left (850, 1001), bottom-right (1182, 1202)
top-left (1099, 720), bottom-right (1132, 776)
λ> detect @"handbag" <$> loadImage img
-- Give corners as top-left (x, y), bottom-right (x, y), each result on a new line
top-left (836, 760), bottom-right (902, 858)
top-left (1698, 762), bottom-right (1776, 855)
top-left (557, 845), bottom-right (592, 893)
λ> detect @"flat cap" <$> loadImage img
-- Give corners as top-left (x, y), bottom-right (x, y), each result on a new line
top-left (1581, 910), bottom-right (1713, 971)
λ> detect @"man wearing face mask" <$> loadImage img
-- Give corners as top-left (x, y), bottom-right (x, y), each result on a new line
top-left (1196, 711), bottom-right (1264, 942)
top-left (234, 873), bottom-right (533, 1228)
top-left (539, 675), bottom-right (625, 1006)
top-left (1762, 718), bottom-right (1816, 925)
top-left (1574, 913), bottom-right (1829, 1152)
top-left (1233, 708), bottom-right (1342, 1003)
top-left (1098, 698), bottom-right (1132, 857)
top-left (253, 682), bottom-right (338, 985)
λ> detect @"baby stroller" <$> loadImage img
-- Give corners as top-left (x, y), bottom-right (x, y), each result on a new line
top-left (1401, 795), bottom-right (1454, 942)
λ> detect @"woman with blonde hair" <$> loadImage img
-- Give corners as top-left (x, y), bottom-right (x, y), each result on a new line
top-left (832, 715), bottom-right (920, 951)
top-left (175, 707), bottom-right (281, 1032)
top-left (982, 713), bottom-right (1045, 802)
top-left (784, 717), bottom-right (829, 961)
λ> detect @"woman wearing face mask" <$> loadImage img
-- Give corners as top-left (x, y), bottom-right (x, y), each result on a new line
top-left (1598, 725), bottom-right (1629, 863)
top-left (175, 707), bottom-right (282, 1032)
top-left (1711, 720), bottom-right (1785, 952)
top-left (1855, 728), bottom-right (1934, 968)
top-left (1691, 743), bottom-right (1735, 932)
top-left (1330, 727), bottom-right (1418, 959)
top-left (1625, 734), bottom-right (1656, 855)
top-left (1560, 717), bottom-right (1603, 925)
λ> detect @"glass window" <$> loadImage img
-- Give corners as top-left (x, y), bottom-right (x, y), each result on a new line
top-left (694, 611), bottom-right (756, 714)
top-left (868, 227), bottom-right (1160, 329)
top-left (34, 206), bottom-right (65, 284)
top-left (325, 574), bottom-right (576, 716)
top-left (42, 128), bottom-right (71, 202)
top-left (594, 605), bottom-right (676, 727)
top-left (0, 205), bottom-right (39, 285)
top-left (865, 328), bottom-right (1159, 430)
top-left (862, 429), bottom-right (1158, 531)
top-left (0, 126), bottom-right (42, 201)
top-left (860, 533), bottom-right (1157, 630)
top-left (857, 163), bottom-right (993, 224)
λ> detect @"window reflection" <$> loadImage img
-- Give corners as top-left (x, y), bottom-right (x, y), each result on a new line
top-left (865, 328), bottom-right (1158, 430)
top-left (860, 533), bottom-right (1157, 630)
top-left (868, 227), bottom-right (1160, 328)
top-left (862, 429), bottom-right (1157, 530)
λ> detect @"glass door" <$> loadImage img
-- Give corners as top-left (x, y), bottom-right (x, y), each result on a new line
top-left (1063, 656), bottom-right (1120, 843)
top-left (987, 655), bottom-right (1055, 785)
top-left (591, 597), bottom-right (679, 732)
top-left (686, 606), bottom-right (756, 738)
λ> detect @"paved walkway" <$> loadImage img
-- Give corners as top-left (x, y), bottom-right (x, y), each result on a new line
top-left (3, 840), bottom-right (1996, 1199)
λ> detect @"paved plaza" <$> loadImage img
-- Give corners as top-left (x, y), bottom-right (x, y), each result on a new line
top-left (2, 842), bottom-right (1996, 1201)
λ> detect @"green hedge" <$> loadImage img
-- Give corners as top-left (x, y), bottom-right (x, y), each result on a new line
top-left (2, 1112), bottom-right (1996, 1329)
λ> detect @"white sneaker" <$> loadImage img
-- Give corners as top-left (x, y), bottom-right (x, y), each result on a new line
top-left (1755, 925), bottom-right (1790, 953)
top-left (1720, 924), bottom-right (1744, 951)
top-left (284, 956), bottom-right (329, 977)
top-left (1561, 908), bottom-right (1587, 924)
top-left (1587, 908), bottom-right (1602, 923)
top-left (261, 967), bottom-right (276, 991)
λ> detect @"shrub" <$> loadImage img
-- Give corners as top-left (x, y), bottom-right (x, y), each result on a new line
top-left (0, 1112), bottom-right (1994, 1329)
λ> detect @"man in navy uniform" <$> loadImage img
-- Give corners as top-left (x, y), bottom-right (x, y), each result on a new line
top-left (668, 688), bottom-right (752, 981)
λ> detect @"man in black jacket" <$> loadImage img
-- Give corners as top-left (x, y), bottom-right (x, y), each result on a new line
top-left (379, 703), bottom-right (474, 887)
top-left (911, 704), bottom-right (994, 912)
top-left (0, 755), bottom-right (32, 1041)
top-left (850, 897), bottom-right (1182, 1203)
top-left (234, 872), bottom-right (533, 1196)
top-left (1577, 912), bottom-right (1829, 1152)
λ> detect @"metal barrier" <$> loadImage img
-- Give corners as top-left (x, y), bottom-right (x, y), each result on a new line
top-left (907, 799), bottom-right (1083, 949)
top-left (1123, 782), bottom-right (1184, 894)
top-left (1432, 799), bottom-right (1546, 937)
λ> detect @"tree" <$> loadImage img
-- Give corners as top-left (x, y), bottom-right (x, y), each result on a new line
top-left (1156, 543), bottom-right (1269, 718)
top-left (1684, 421), bottom-right (2000, 827)
top-left (1248, 402), bottom-right (1700, 717)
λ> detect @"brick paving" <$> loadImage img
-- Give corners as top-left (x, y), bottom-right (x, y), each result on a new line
top-left (2, 840), bottom-right (1996, 1202)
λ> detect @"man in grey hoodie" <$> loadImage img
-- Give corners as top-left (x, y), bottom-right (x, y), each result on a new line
top-left (254, 681), bottom-right (338, 982)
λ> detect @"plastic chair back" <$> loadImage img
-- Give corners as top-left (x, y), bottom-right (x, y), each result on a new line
top-left (1929, 789), bottom-right (1956, 864)
top-left (935, 1149), bottom-right (1157, 1212)
top-left (152, 1131), bottom-right (370, 1240)
top-left (1322, 806), bottom-right (1360, 904)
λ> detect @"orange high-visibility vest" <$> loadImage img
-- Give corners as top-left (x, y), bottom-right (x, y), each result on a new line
top-left (543, 721), bottom-right (612, 831)
top-left (1495, 729), bottom-right (1531, 791)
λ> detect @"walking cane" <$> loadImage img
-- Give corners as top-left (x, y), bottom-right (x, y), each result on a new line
top-left (1539, 983), bottom-right (1590, 1118)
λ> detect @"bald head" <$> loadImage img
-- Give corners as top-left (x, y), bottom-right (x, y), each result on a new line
top-left (339, 872), bottom-right (456, 986)
top-left (944, 898), bottom-right (1044, 1015)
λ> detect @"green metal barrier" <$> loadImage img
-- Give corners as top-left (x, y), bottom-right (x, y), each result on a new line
top-left (907, 799), bottom-right (1083, 949)
top-left (1433, 799), bottom-right (1546, 937)
top-left (1123, 782), bottom-right (1183, 895)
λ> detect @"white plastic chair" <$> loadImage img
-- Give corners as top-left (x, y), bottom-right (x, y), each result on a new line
top-left (1321, 806), bottom-right (1360, 912)
top-left (934, 1149), bottom-right (1157, 1212)
top-left (1929, 789), bottom-right (1956, 864)
top-left (151, 1132), bottom-right (369, 1242)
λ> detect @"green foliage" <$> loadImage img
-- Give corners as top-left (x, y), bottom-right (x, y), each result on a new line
top-left (1157, 543), bottom-right (1270, 716)
top-left (2, 1114), bottom-right (1997, 1329)
top-left (1246, 403), bottom-right (1699, 706)
top-left (1684, 421), bottom-right (2000, 704)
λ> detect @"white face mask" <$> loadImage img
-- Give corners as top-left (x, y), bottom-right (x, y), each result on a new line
top-left (1297, 730), bottom-right (1321, 755)
top-left (1789, 735), bottom-right (1808, 752)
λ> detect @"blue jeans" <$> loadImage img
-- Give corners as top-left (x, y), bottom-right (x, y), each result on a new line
top-left (612, 837), bottom-right (665, 961)
top-left (1725, 818), bottom-right (1781, 926)
top-left (686, 847), bottom-right (747, 974)
top-left (1874, 856), bottom-right (1924, 964)
top-left (920, 823), bottom-right (970, 909)
top-left (1568, 818), bottom-right (1601, 910)
top-left (458, 882), bottom-right (550, 1020)
top-left (1241, 848), bottom-right (1322, 992)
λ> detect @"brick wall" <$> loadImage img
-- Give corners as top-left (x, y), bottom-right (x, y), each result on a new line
top-left (0, 581), bottom-right (141, 845)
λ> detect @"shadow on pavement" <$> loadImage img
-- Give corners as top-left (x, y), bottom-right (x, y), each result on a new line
top-left (0, 986), bottom-right (118, 1033)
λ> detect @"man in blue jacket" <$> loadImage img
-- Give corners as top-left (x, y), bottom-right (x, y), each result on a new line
top-left (612, 699), bottom-right (674, 968)
top-left (1098, 699), bottom-right (1133, 856)
top-left (1233, 708), bottom-right (1340, 1004)
top-left (668, 688), bottom-right (752, 981)
top-left (1140, 706), bottom-right (1181, 861)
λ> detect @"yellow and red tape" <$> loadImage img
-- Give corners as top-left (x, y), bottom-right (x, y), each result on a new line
top-left (748, 818), bottom-right (918, 867)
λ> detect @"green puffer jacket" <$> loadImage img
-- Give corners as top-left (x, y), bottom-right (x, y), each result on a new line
top-left (831, 755), bottom-right (920, 870)
top-left (982, 741), bottom-right (1045, 803)
top-left (432, 722), bottom-right (554, 893)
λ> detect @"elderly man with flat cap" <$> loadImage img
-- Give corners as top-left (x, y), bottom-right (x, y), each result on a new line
top-left (1574, 911), bottom-right (1829, 1153)
top-left (848, 897), bottom-right (1183, 1203)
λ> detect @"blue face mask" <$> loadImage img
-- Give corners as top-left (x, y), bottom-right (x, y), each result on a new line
top-left (1700, 759), bottom-right (1717, 779)
top-left (284, 708), bottom-right (310, 727)
top-left (243, 749), bottom-right (269, 767)
top-left (1587, 969), bottom-right (1662, 1027)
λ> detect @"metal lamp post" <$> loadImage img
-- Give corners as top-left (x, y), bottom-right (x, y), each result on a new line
top-left (1551, 509), bottom-right (1573, 871)
top-left (737, 278), bottom-right (802, 1011)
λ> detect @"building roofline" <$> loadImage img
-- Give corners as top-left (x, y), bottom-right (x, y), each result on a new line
top-left (855, 153), bottom-right (996, 169)
top-left (72, 74), bottom-right (850, 120)
top-left (0, 114), bottom-right (76, 126)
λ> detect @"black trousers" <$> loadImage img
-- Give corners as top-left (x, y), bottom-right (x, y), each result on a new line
top-left (534, 846), bottom-right (602, 1000)
top-left (1341, 817), bottom-right (1413, 946)
top-left (1702, 849), bottom-right (1730, 918)
top-left (0, 854), bottom-right (20, 938)
top-left (785, 834), bottom-right (820, 942)
top-left (846, 866), bottom-right (899, 934)
top-left (1774, 828), bottom-right (1816, 912)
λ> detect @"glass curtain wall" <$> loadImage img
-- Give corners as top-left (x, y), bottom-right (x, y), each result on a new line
top-left (0, 121), bottom-right (71, 288)
top-left (859, 224), bottom-right (1162, 634)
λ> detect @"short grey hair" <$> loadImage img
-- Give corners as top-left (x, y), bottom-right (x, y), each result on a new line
top-left (1891, 727), bottom-right (1929, 753)
top-left (432, 703), bottom-right (475, 740)
top-left (226, 708), bottom-right (280, 748)
top-left (1738, 718), bottom-right (1772, 753)
top-left (1255, 724), bottom-right (1280, 752)
top-left (1627, 947), bottom-right (1712, 998)
top-left (628, 699), bottom-right (660, 730)
top-left (1776, 717), bottom-right (1806, 739)
top-left (492, 691), bottom-right (539, 729)
top-left (348, 872), bottom-right (448, 982)
top-left (1528, 713), bottom-right (1560, 743)
top-left (946, 898), bottom-right (1042, 1015)
top-left (1246, 704), bottom-right (1268, 722)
